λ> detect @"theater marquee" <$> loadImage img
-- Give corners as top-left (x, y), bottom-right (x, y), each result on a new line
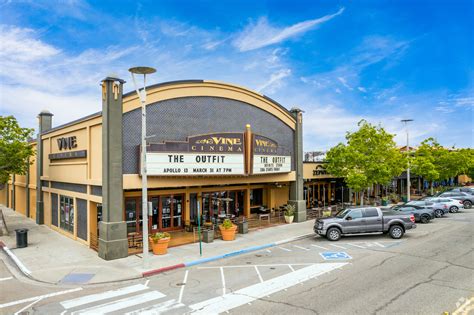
top-left (252, 135), bottom-right (291, 174)
top-left (146, 133), bottom-right (245, 175)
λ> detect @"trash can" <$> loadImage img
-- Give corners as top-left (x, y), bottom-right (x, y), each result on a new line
top-left (15, 229), bottom-right (28, 248)
top-left (202, 229), bottom-right (214, 243)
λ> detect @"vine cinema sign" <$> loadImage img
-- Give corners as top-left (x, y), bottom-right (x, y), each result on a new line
top-left (145, 132), bottom-right (292, 176)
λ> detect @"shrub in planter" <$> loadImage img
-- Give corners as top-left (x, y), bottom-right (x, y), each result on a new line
top-left (149, 232), bottom-right (171, 255)
top-left (219, 219), bottom-right (237, 241)
top-left (284, 204), bottom-right (295, 223)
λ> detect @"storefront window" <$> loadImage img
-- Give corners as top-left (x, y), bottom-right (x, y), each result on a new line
top-left (250, 189), bottom-right (263, 206)
top-left (60, 195), bottom-right (74, 234)
top-left (125, 199), bottom-right (137, 234)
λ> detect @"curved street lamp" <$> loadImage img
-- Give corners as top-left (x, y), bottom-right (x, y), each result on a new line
top-left (129, 66), bottom-right (156, 267)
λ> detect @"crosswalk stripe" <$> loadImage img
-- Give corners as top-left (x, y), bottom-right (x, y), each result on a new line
top-left (348, 243), bottom-right (366, 249)
top-left (0, 288), bottom-right (83, 309)
top-left (329, 244), bottom-right (347, 250)
top-left (61, 284), bottom-right (148, 309)
top-left (125, 299), bottom-right (185, 315)
top-left (0, 277), bottom-right (13, 282)
top-left (311, 244), bottom-right (329, 250)
top-left (71, 291), bottom-right (165, 315)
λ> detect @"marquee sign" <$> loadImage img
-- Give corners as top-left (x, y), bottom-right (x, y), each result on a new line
top-left (49, 135), bottom-right (87, 160)
top-left (252, 135), bottom-right (292, 174)
top-left (146, 133), bottom-right (245, 176)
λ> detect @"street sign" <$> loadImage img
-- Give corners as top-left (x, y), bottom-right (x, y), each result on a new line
top-left (320, 251), bottom-right (352, 260)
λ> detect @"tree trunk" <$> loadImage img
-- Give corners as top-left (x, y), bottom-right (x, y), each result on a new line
top-left (430, 181), bottom-right (434, 195)
top-left (360, 190), bottom-right (364, 206)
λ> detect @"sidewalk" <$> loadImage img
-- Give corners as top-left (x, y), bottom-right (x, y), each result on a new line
top-left (0, 206), bottom-right (315, 285)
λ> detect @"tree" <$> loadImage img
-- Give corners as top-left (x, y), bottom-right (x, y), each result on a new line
top-left (325, 120), bottom-right (406, 205)
top-left (411, 138), bottom-right (440, 195)
top-left (0, 116), bottom-right (35, 184)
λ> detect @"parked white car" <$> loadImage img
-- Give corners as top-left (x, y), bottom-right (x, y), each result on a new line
top-left (423, 197), bottom-right (464, 213)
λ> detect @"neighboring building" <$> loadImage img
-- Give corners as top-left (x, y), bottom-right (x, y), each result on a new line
top-left (0, 78), bottom-right (306, 260)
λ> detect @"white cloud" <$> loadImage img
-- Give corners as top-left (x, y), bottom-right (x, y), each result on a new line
top-left (257, 69), bottom-right (291, 93)
top-left (357, 86), bottom-right (367, 93)
top-left (233, 8), bottom-right (344, 52)
top-left (434, 106), bottom-right (455, 113)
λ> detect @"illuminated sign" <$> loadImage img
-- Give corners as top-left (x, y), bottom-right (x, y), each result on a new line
top-left (252, 135), bottom-right (291, 174)
top-left (146, 133), bottom-right (245, 176)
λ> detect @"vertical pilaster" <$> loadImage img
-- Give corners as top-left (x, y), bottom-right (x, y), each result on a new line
top-left (11, 175), bottom-right (15, 210)
top-left (36, 110), bottom-right (53, 224)
top-left (289, 107), bottom-right (306, 222)
top-left (26, 159), bottom-right (30, 218)
top-left (98, 75), bottom-right (128, 260)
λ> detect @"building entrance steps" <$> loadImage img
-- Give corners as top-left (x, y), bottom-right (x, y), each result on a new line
top-left (0, 205), bottom-right (315, 285)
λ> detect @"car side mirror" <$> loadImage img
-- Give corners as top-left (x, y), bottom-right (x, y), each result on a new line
top-left (346, 216), bottom-right (352, 221)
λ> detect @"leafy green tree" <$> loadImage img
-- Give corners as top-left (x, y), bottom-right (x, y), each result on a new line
top-left (326, 120), bottom-right (406, 205)
top-left (411, 138), bottom-right (440, 194)
top-left (0, 116), bottom-right (35, 184)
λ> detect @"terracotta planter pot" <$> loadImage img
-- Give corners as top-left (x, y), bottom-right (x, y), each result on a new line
top-left (149, 237), bottom-right (170, 255)
top-left (284, 215), bottom-right (294, 224)
top-left (219, 224), bottom-right (237, 241)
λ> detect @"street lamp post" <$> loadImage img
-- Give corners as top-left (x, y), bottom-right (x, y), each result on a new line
top-left (401, 119), bottom-right (413, 202)
top-left (129, 66), bottom-right (156, 268)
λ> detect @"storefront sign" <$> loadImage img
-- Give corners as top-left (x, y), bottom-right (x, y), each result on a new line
top-left (57, 136), bottom-right (77, 150)
top-left (252, 135), bottom-right (291, 174)
top-left (49, 150), bottom-right (87, 160)
top-left (146, 133), bottom-right (245, 175)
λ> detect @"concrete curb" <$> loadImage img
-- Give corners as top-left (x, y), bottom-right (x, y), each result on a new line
top-left (141, 232), bottom-right (314, 277)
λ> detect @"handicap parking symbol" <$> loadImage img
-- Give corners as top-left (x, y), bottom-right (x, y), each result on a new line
top-left (320, 251), bottom-right (352, 260)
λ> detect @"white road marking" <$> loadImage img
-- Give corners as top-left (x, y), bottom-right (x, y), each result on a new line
top-left (60, 284), bottom-right (148, 309)
top-left (254, 266), bottom-right (264, 283)
top-left (329, 244), bottom-right (347, 250)
top-left (311, 244), bottom-right (329, 250)
top-left (198, 263), bottom-right (315, 269)
top-left (72, 291), bottom-right (165, 315)
top-left (266, 249), bottom-right (272, 253)
top-left (288, 265), bottom-right (295, 272)
top-left (14, 298), bottom-right (42, 315)
top-left (60, 310), bottom-right (67, 315)
top-left (293, 245), bottom-right (310, 251)
top-left (277, 246), bottom-right (292, 251)
top-left (0, 288), bottom-right (83, 309)
top-left (125, 299), bottom-right (185, 315)
top-left (220, 267), bottom-right (226, 296)
top-left (178, 270), bottom-right (189, 304)
top-left (189, 263), bottom-right (347, 314)
top-left (347, 243), bottom-right (366, 249)
top-left (144, 279), bottom-right (150, 287)
top-left (0, 277), bottom-right (13, 282)
top-left (374, 242), bottom-right (385, 248)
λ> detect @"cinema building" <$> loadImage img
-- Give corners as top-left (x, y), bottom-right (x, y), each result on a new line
top-left (0, 78), bottom-right (306, 260)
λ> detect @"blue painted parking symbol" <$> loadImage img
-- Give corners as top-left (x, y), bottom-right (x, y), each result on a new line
top-left (320, 251), bottom-right (352, 260)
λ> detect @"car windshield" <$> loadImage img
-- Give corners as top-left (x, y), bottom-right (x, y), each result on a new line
top-left (335, 209), bottom-right (351, 218)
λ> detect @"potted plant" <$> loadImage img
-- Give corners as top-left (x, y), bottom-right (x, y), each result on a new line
top-left (149, 232), bottom-right (171, 255)
top-left (284, 204), bottom-right (295, 224)
top-left (219, 218), bottom-right (237, 241)
top-left (381, 197), bottom-right (389, 206)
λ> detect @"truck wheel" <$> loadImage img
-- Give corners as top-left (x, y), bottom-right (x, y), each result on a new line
top-left (450, 206), bottom-right (458, 213)
top-left (420, 215), bottom-right (430, 224)
top-left (389, 225), bottom-right (404, 239)
top-left (326, 228), bottom-right (341, 241)
top-left (434, 209), bottom-right (443, 218)
top-left (463, 201), bottom-right (472, 209)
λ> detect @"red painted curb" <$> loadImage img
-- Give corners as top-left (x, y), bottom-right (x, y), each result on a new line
top-left (142, 263), bottom-right (186, 277)
top-left (0, 241), bottom-right (5, 248)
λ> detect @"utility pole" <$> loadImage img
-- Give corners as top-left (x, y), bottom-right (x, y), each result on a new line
top-left (401, 119), bottom-right (413, 202)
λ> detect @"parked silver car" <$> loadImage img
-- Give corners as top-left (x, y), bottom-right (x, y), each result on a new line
top-left (436, 192), bottom-right (474, 209)
top-left (424, 197), bottom-right (464, 213)
top-left (405, 200), bottom-right (447, 218)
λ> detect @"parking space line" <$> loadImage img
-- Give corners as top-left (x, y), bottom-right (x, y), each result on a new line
top-left (266, 249), bottom-right (272, 253)
top-left (254, 266), bottom-right (264, 283)
top-left (347, 243), bottom-right (366, 249)
top-left (198, 263), bottom-right (315, 269)
top-left (278, 246), bottom-right (292, 252)
top-left (220, 267), bottom-right (226, 296)
top-left (373, 242), bottom-right (385, 248)
top-left (0, 288), bottom-right (83, 309)
top-left (288, 265), bottom-right (295, 272)
top-left (293, 245), bottom-right (310, 251)
top-left (14, 298), bottom-right (43, 315)
top-left (311, 244), bottom-right (329, 250)
top-left (329, 244), bottom-right (347, 250)
top-left (0, 277), bottom-right (13, 282)
top-left (178, 270), bottom-right (189, 304)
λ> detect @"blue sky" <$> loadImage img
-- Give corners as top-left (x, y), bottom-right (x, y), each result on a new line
top-left (0, 0), bottom-right (473, 150)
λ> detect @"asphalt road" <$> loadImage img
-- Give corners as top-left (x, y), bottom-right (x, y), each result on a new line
top-left (1, 209), bottom-right (473, 315)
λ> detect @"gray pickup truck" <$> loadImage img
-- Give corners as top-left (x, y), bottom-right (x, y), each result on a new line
top-left (314, 207), bottom-right (416, 241)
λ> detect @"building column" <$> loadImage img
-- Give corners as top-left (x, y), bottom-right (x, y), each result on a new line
top-left (289, 107), bottom-right (306, 222)
top-left (26, 158), bottom-right (30, 218)
top-left (98, 75), bottom-right (128, 260)
top-left (11, 175), bottom-right (15, 210)
top-left (36, 110), bottom-right (53, 224)
top-left (244, 187), bottom-right (250, 217)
